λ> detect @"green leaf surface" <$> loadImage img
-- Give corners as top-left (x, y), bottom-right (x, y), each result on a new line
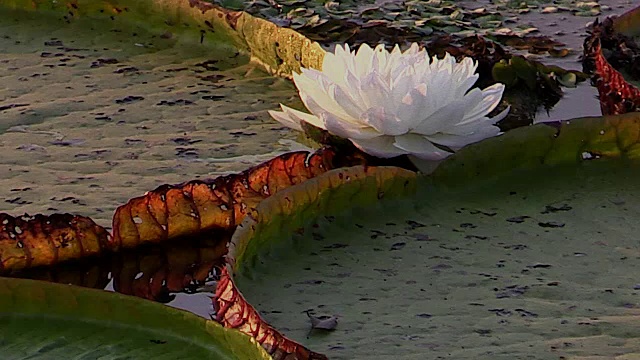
top-left (2, 0), bottom-right (325, 76)
top-left (228, 165), bottom-right (418, 280)
top-left (0, 0), bottom-right (322, 226)
top-left (0, 277), bottom-right (270, 359)
top-left (230, 113), bottom-right (640, 359)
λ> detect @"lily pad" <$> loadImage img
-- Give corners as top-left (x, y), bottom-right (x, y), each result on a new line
top-left (230, 112), bottom-right (640, 358)
top-left (0, 276), bottom-right (270, 359)
top-left (218, 0), bottom-right (604, 60)
top-left (0, 0), bottom-right (322, 227)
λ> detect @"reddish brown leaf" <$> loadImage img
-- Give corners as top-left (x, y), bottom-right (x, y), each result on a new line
top-left (111, 148), bottom-right (337, 250)
top-left (584, 20), bottom-right (640, 115)
top-left (0, 213), bottom-right (110, 273)
top-left (592, 41), bottom-right (640, 115)
top-left (214, 267), bottom-right (328, 360)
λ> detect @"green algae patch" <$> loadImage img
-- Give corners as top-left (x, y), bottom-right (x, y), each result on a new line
top-left (230, 113), bottom-right (640, 359)
top-left (0, 277), bottom-right (270, 359)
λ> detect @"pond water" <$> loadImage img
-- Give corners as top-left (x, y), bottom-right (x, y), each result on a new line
top-left (507, 0), bottom-right (635, 122)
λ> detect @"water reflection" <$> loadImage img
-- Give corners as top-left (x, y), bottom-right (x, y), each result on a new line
top-left (10, 230), bottom-right (232, 317)
top-left (537, 83), bottom-right (601, 122)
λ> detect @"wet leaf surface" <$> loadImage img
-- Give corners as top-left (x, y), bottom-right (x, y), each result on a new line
top-left (242, 176), bottom-right (640, 359)
top-left (218, 165), bottom-right (416, 358)
top-left (1, 146), bottom-right (376, 360)
top-left (232, 113), bottom-right (640, 359)
top-left (0, 5), bottom-right (305, 227)
top-left (0, 276), bottom-right (270, 359)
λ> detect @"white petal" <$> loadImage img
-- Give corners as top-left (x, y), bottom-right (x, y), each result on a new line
top-left (297, 67), bottom-right (325, 82)
top-left (461, 83), bottom-right (506, 124)
top-left (293, 71), bottom-right (357, 123)
top-left (321, 52), bottom-right (348, 86)
top-left (454, 73), bottom-right (479, 97)
top-left (448, 88), bottom-right (485, 126)
top-left (302, 91), bottom-right (363, 129)
top-left (268, 105), bottom-right (327, 132)
top-left (390, 71), bottom-right (417, 109)
top-left (357, 71), bottom-right (391, 110)
top-left (443, 119), bottom-right (493, 136)
top-left (286, 104), bottom-right (326, 128)
top-left (418, 71), bottom-right (458, 112)
top-left (406, 43), bottom-right (421, 55)
top-left (395, 85), bottom-right (429, 126)
top-left (393, 134), bottom-right (453, 160)
top-left (452, 57), bottom-right (478, 91)
top-left (453, 124), bottom-right (502, 148)
top-left (372, 44), bottom-right (390, 73)
top-left (455, 106), bottom-right (510, 134)
top-left (322, 112), bottom-right (381, 140)
top-left (492, 106), bottom-right (510, 123)
top-left (331, 84), bottom-right (367, 119)
top-left (412, 99), bottom-right (467, 135)
top-left (284, 44), bottom-right (507, 160)
top-left (422, 133), bottom-right (467, 149)
top-left (359, 107), bottom-right (409, 136)
top-left (268, 109), bottom-right (304, 131)
top-left (354, 44), bottom-right (375, 78)
top-left (425, 124), bottom-right (501, 149)
top-left (350, 136), bottom-right (408, 158)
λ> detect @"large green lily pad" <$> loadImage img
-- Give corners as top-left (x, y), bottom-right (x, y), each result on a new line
top-left (232, 112), bottom-right (640, 359)
top-left (0, 276), bottom-right (270, 359)
top-left (0, 1), bottom-right (321, 227)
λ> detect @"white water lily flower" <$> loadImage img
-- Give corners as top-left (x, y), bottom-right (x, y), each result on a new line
top-left (269, 43), bottom-right (509, 161)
